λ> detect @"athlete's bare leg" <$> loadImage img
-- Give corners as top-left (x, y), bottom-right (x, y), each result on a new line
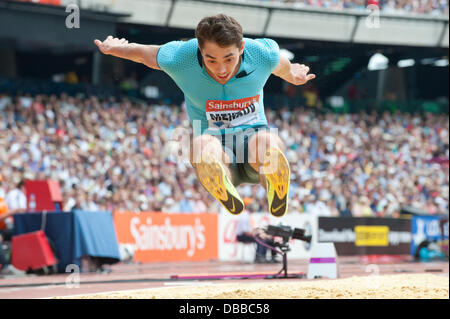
top-left (190, 134), bottom-right (244, 214)
top-left (247, 131), bottom-right (285, 189)
top-left (248, 131), bottom-right (290, 217)
top-left (190, 134), bottom-right (232, 179)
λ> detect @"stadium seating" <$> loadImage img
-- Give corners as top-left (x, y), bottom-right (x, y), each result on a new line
top-left (0, 91), bottom-right (448, 217)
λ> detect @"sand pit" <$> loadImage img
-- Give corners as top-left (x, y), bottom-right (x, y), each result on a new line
top-left (58, 273), bottom-right (449, 299)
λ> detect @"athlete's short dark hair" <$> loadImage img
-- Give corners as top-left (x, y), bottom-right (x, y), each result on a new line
top-left (196, 14), bottom-right (243, 49)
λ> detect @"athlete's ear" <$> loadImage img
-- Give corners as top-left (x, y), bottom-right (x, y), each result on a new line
top-left (240, 41), bottom-right (245, 55)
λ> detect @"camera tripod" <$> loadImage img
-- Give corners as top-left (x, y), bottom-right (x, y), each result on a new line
top-left (252, 235), bottom-right (306, 279)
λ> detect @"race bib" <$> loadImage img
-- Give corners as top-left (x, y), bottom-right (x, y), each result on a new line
top-left (206, 95), bottom-right (260, 129)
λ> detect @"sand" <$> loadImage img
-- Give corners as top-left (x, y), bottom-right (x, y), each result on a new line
top-left (58, 273), bottom-right (449, 299)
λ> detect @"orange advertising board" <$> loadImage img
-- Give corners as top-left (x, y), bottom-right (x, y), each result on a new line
top-left (21, 0), bottom-right (62, 5)
top-left (18, 0), bottom-right (61, 5)
top-left (113, 212), bottom-right (218, 262)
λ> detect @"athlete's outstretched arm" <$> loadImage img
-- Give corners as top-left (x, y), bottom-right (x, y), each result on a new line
top-left (94, 36), bottom-right (161, 70)
top-left (272, 55), bottom-right (315, 86)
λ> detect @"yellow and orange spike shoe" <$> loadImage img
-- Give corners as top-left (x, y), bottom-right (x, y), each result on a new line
top-left (196, 154), bottom-right (244, 215)
top-left (262, 147), bottom-right (290, 217)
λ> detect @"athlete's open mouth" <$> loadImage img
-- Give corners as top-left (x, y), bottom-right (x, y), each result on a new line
top-left (217, 74), bottom-right (228, 79)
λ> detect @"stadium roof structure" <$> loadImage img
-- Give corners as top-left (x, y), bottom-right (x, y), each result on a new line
top-left (0, 0), bottom-right (130, 52)
top-left (71, 0), bottom-right (449, 48)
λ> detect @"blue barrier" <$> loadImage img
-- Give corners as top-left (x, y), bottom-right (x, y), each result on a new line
top-left (13, 210), bottom-right (120, 273)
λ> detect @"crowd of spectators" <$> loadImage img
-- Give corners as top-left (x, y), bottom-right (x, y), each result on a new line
top-left (231, 0), bottom-right (449, 15)
top-left (0, 92), bottom-right (448, 218)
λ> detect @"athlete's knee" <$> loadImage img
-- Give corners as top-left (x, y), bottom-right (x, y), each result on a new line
top-left (191, 134), bottom-right (227, 165)
top-left (262, 132), bottom-right (284, 149)
top-left (191, 134), bottom-right (215, 164)
top-left (249, 131), bottom-right (284, 162)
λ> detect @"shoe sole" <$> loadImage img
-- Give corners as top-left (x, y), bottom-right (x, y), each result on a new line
top-left (263, 148), bottom-right (290, 217)
top-left (196, 154), bottom-right (244, 215)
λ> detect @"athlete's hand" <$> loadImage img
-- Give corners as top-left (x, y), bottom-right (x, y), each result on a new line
top-left (290, 63), bottom-right (316, 85)
top-left (94, 36), bottom-right (129, 55)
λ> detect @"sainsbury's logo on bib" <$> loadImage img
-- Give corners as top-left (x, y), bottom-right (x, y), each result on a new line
top-left (206, 95), bottom-right (261, 129)
top-left (206, 95), bottom-right (260, 112)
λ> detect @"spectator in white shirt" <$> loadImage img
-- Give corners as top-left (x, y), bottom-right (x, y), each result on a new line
top-left (161, 197), bottom-right (180, 213)
top-left (5, 180), bottom-right (27, 215)
top-left (1, 180), bottom-right (27, 243)
top-left (192, 193), bottom-right (208, 213)
top-left (0, 93), bottom-right (11, 112)
top-left (0, 174), bottom-right (5, 199)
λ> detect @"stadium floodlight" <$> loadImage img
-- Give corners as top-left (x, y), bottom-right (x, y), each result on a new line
top-left (397, 59), bottom-right (415, 68)
top-left (368, 52), bottom-right (389, 71)
top-left (433, 59), bottom-right (449, 67)
top-left (280, 48), bottom-right (295, 61)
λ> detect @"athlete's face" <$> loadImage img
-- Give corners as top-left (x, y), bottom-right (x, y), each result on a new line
top-left (200, 41), bottom-right (245, 84)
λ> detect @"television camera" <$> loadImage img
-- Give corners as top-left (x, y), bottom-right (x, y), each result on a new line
top-left (253, 224), bottom-right (312, 279)
top-left (263, 224), bottom-right (312, 252)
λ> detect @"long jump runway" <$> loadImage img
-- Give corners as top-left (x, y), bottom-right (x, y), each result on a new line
top-left (0, 257), bottom-right (448, 299)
